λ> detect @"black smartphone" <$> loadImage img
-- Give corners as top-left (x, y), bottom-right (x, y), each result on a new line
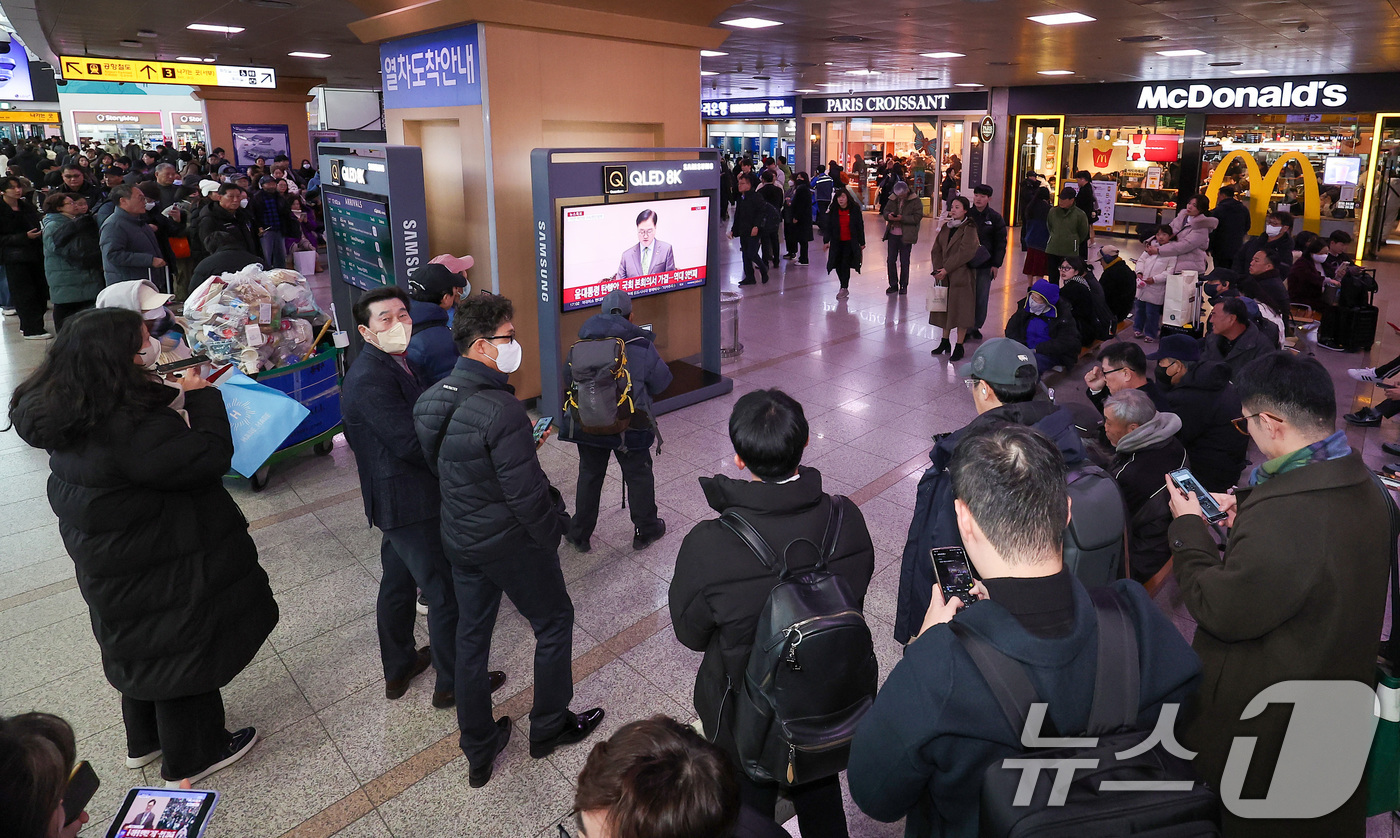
top-left (533, 416), bottom-right (553, 442)
top-left (105, 787), bottom-right (220, 838)
top-left (1169, 468), bottom-right (1229, 523)
top-left (154, 354), bottom-right (210, 376)
top-left (62, 761), bottom-right (99, 826)
top-left (930, 546), bottom-right (977, 605)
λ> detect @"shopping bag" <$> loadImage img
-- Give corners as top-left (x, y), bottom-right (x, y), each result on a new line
top-left (215, 371), bottom-right (310, 478)
top-left (170, 236), bottom-right (191, 259)
top-left (926, 283), bottom-right (948, 313)
top-left (292, 248), bottom-right (317, 277)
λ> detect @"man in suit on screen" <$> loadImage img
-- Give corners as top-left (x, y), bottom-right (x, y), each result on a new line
top-left (617, 208), bottom-right (676, 279)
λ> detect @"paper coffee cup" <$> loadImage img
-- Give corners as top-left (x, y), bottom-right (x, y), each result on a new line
top-left (332, 330), bottom-right (350, 348)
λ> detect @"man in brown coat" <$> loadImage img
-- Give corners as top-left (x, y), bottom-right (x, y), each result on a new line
top-left (1167, 351), bottom-right (1390, 837)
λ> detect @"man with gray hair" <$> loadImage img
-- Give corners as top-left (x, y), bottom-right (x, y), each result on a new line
top-left (1104, 389), bottom-right (1186, 583)
top-left (150, 162), bottom-right (191, 209)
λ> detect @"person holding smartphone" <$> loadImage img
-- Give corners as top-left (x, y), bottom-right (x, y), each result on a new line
top-left (1166, 352), bottom-right (1390, 837)
top-left (0, 713), bottom-right (90, 838)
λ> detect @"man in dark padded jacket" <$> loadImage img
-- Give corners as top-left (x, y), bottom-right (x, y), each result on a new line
top-left (413, 293), bottom-right (603, 789)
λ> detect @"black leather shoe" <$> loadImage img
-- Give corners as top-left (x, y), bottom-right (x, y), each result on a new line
top-left (468, 717), bottom-right (512, 788)
top-left (386, 646), bottom-right (432, 700)
top-left (633, 519), bottom-right (666, 551)
top-left (931, 339), bottom-right (951, 357)
top-left (738, 278), bottom-right (756, 286)
top-left (967, 328), bottom-right (983, 340)
top-left (1344, 408), bottom-right (1383, 427)
top-left (434, 671), bottom-right (505, 709)
top-left (898, 286), bottom-right (908, 295)
top-left (950, 343), bottom-right (965, 362)
top-left (564, 534), bottom-right (590, 554)
top-left (886, 286), bottom-right (899, 294)
top-left (1384, 442), bottom-right (1400, 457)
top-left (489, 670), bottom-right (506, 693)
top-left (529, 708), bottom-right (605, 758)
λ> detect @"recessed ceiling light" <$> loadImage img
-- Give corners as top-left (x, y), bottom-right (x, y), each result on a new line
top-left (119, 40), bottom-right (142, 48)
top-left (739, 86), bottom-right (758, 90)
top-left (1028, 12), bottom-right (1095, 25)
top-left (288, 51), bottom-right (330, 59)
top-left (846, 69), bottom-right (880, 75)
top-left (175, 56), bottom-right (208, 62)
top-left (922, 51), bottom-right (965, 58)
top-left (187, 23), bottom-right (245, 33)
top-left (700, 71), bottom-right (718, 76)
top-left (721, 17), bottom-right (782, 29)
top-left (136, 30), bottom-right (157, 38)
top-left (817, 83), bottom-right (844, 87)
top-left (1230, 68), bottom-right (1270, 75)
top-left (955, 83), bottom-right (983, 87)
top-left (1157, 48), bottom-right (1206, 56)
top-left (1209, 61), bottom-right (1243, 67)
top-left (917, 77), bottom-right (940, 81)
top-left (795, 88), bottom-right (818, 93)
top-left (1119, 34), bottom-right (1163, 43)
top-left (829, 35), bottom-right (868, 43)
top-left (700, 50), bottom-right (728, 57)
top-left (1038, 69), bottom-right (1075, 75)
top-left (753, 75), bottom-right (770, 80)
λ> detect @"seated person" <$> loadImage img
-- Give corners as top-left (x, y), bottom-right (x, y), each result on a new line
top-left (1096, 244), bottom-right (1137, 327)
top-left (669, 389), bottom-right (875, 837)
top-left (1238, 249), bottom-right (1290, 332)
top-left (1199, 297), bottom-right (1276, 379)
top-left (1104, 389), bottom-right (1187, 583)
top-left (848, 424), bottom-right (1201, 837)
top-left (1005, 279), bottom-right (1079, 374)
top-left (573, 715), bottom-right (787, 838)
top-left (1148, 335), bottom-right (1248, 492)
top-left (1285, 235), bottom-right (1328, 312)
top-left (0, 712), bottom-right (89, 838)
top-left (1055, 257), bottom-right (1103, 348)
top-left (896, 338), bottom-right (1088, 645)
top-left (1234, 210), bottom-right (1294, 277)
top-left (1083, 341), bottom-right (1172, 415)
top-left (1322, 229), bottom-right (1354, 278)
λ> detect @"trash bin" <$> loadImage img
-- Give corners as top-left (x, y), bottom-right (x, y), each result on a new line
top-left (720, 291), bottom-right (743, 359)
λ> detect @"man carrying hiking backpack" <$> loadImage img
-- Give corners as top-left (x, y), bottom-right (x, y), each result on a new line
top-left (850, 423), bottom-right (1202, 838)
top-left (669, 389), bottom-right (876, 838)
top-left (561, 289), bottom-right (672, 553)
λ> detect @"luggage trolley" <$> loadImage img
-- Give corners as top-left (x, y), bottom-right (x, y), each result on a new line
top-left (240, 346), bottom-right (345, 491)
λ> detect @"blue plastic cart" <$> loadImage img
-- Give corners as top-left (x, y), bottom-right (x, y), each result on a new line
top-left (242, 346), bottom-right (344, 491)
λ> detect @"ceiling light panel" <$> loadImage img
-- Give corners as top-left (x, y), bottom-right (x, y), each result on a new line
top-left (721, 17), bottom-right (782, 29)
top-left (1028, 12), bottom-right (1095, 25)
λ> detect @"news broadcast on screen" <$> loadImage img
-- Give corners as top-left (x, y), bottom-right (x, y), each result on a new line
top-left (106, 788), bottom-right (218, 838)
top-left (560, 196), bottom-right (711, 311)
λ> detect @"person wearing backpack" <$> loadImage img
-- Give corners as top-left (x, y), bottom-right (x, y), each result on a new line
top-left (895, 338), bottom-right (1109, 644)
top-left (406, 258), bottom-right (471, 384)
top-left (561, 289), bottom-right (672, 554)
top-left (669, 389), bottom-right (875, 838)
top-left (850, 423), bottom-right (1202, 838)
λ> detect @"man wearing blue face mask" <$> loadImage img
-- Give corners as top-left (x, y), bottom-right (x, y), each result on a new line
top-left (414, 293), bottom-right (604, 789)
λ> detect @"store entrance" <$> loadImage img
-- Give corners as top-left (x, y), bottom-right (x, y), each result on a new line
top-left (1367, 116), bottom-right (1400, 262)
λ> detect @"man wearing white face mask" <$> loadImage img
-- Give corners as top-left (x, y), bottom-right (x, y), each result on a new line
top-left (414, 293), bottom-right (603, 789)
top-left (98, 183), bottom-right (165, 286)
top-left (342, 286), bottom-right (504, 715)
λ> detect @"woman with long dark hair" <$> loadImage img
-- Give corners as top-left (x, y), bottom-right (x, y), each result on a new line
top-left (0, 175), bottom-right (49, 339)
top-left (822, 188), bottom-right (864, 299)
top-left (8, 308), bottom-right (277, 787)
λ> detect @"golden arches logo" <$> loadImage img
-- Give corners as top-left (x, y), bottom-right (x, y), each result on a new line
top-left (1203, 149), bottom-right (1321, 235)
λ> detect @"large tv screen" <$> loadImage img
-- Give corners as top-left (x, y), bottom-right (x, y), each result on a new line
top-left (560, 196), bottom-right (711, 312)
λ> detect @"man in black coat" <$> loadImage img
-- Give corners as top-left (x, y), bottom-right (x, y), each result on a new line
top-left (849, 423), bottom-right (1200, 838)
top-left (1083, 341), bottom-right (1172, 416)
top-left (1096, 245), bottom-right (1136, 325)
top-left (967, 183), bottom-right (1007, 340)
top-left (1104, 389), bottom-right (1188, 582)
top-left (1233, 210), bottom-right (1294, 277)
top-left (756, 170), bottom-right (784, 269)
top-left (197, 184), bottom-right (259, 256)
top-left (669, 389), bottom-right (875, 836)
top-left (342, 286), bottom-right (504, 711)
top-left (1208, 185), bottom-right (1252, 270)
top-left (731, 176), bottom-right (769, 285)
top-left (413, 293), bottom-right (603, 788)
top-left (1149, 334), bottom-right (1248, 492)
top-left (56, 165), bottom-right (103, 208)
top-left (1072, 170), bottom-right (1098, 259)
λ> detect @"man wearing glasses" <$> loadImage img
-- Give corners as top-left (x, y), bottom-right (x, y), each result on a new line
top-left (1084, 341), bottom-right (1172, 419)
top-left (1166, 352), bottom-right (1390, 837)
top-left (414, 293), bottom-right (604, 789)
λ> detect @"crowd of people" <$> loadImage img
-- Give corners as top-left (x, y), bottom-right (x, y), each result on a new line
top-left (1, 144), bottom-right (1395, 838)
top-left (0, 135), bottom-right (323, 341)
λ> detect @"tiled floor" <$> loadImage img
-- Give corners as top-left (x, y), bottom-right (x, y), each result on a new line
top-left (2, 213), bottom-right (1399, 838)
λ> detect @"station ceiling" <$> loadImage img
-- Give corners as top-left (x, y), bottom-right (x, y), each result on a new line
top-left (20, 0), bottom-right (1400, 94)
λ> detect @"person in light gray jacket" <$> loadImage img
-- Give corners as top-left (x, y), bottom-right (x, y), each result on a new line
top-left (99, 183), bottom-right (165, 286)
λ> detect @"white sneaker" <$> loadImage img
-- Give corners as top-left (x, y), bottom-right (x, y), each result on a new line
top-left (126, 749), bottom-right (162, 769)
top-left (1349, 368), bottom-right (1379, 382)
top-left (164, 727), bottom-right (257, 788)
top-left (0, 308), bottom-right (14, 315)
top-left (21, 332), bottom-right (52, 340)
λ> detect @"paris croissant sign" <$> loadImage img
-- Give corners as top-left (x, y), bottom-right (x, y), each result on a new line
top-left (59, 56), bottom-right (277, 89)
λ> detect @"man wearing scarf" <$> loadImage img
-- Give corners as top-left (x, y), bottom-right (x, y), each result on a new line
top-left (1166, 352), bottom-right (1390, 838)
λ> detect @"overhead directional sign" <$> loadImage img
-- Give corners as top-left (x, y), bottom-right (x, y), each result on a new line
top-left (59, 56), bottom-right (276, 89)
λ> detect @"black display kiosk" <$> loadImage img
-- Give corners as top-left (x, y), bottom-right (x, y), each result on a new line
top-left (530, 147), bottom-right (733, 422)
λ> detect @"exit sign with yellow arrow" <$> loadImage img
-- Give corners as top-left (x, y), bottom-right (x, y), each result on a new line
top-left (59, 56), bottom-right (277, 89)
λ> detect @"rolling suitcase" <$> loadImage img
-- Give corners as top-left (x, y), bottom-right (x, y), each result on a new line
top-left (1320, 283), bottom-right (1378, 352)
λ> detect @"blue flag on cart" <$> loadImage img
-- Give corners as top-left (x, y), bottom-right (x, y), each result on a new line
top-left (217, 371), bottom-right (311, 478)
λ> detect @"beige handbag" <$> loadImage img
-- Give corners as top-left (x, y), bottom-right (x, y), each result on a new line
top-left (927, 282), bottom-right (949, 313)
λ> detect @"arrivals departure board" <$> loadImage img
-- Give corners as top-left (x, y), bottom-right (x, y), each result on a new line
top-left (323, 191), bottom-right (393, 290)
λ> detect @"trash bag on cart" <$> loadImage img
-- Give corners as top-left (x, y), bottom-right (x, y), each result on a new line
top-left (183, 264), bottom-right (325, 374)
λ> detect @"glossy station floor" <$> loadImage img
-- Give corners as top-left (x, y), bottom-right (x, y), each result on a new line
top-left (2, 214), bottom-right (1398, 838)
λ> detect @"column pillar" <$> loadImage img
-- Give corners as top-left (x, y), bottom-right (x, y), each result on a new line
top-left (192, 76), bottom-right (323, 164)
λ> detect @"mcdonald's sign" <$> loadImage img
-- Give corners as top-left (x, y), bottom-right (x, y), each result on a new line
top-left (1203, 150), bottom-right (1322, 235)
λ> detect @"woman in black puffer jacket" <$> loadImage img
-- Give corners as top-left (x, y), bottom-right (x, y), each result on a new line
top-left (8, 308), bottom-right (277, 786)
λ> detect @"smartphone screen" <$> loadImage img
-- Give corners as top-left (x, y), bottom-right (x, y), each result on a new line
top-left (63, 761), bottom-right (100, 826)
top-left (105, 788), bottom-right (220, 838)
top-left (1169, 468), bottom-right (1228, 523)
top-left (930, 546), bottom-right (977, 605)
top-left (532, 416), bottom-right (553, 441)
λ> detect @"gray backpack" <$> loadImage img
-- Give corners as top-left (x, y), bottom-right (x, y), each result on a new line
top-left (564, 337), bottom-right (635, 436)
top-left (1062, 464), bottom-right (1128, 587)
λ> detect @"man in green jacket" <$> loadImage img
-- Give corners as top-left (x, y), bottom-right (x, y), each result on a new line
top-left (1167, 351), bottom-right (1390, 838)
top-left (1044, 186), bottom-right (1089, 279)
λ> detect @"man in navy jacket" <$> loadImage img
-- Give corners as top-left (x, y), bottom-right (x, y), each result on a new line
top-left (407, 259), bottom-right (471, 384)
top-left (341, 285), bottom-right (501, 710)
top-left (851, 423), bottom-right (1200, 838)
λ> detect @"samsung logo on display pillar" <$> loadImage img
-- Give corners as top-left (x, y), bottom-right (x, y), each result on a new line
top-left (1137, 80), bottom-right (1348, 111)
